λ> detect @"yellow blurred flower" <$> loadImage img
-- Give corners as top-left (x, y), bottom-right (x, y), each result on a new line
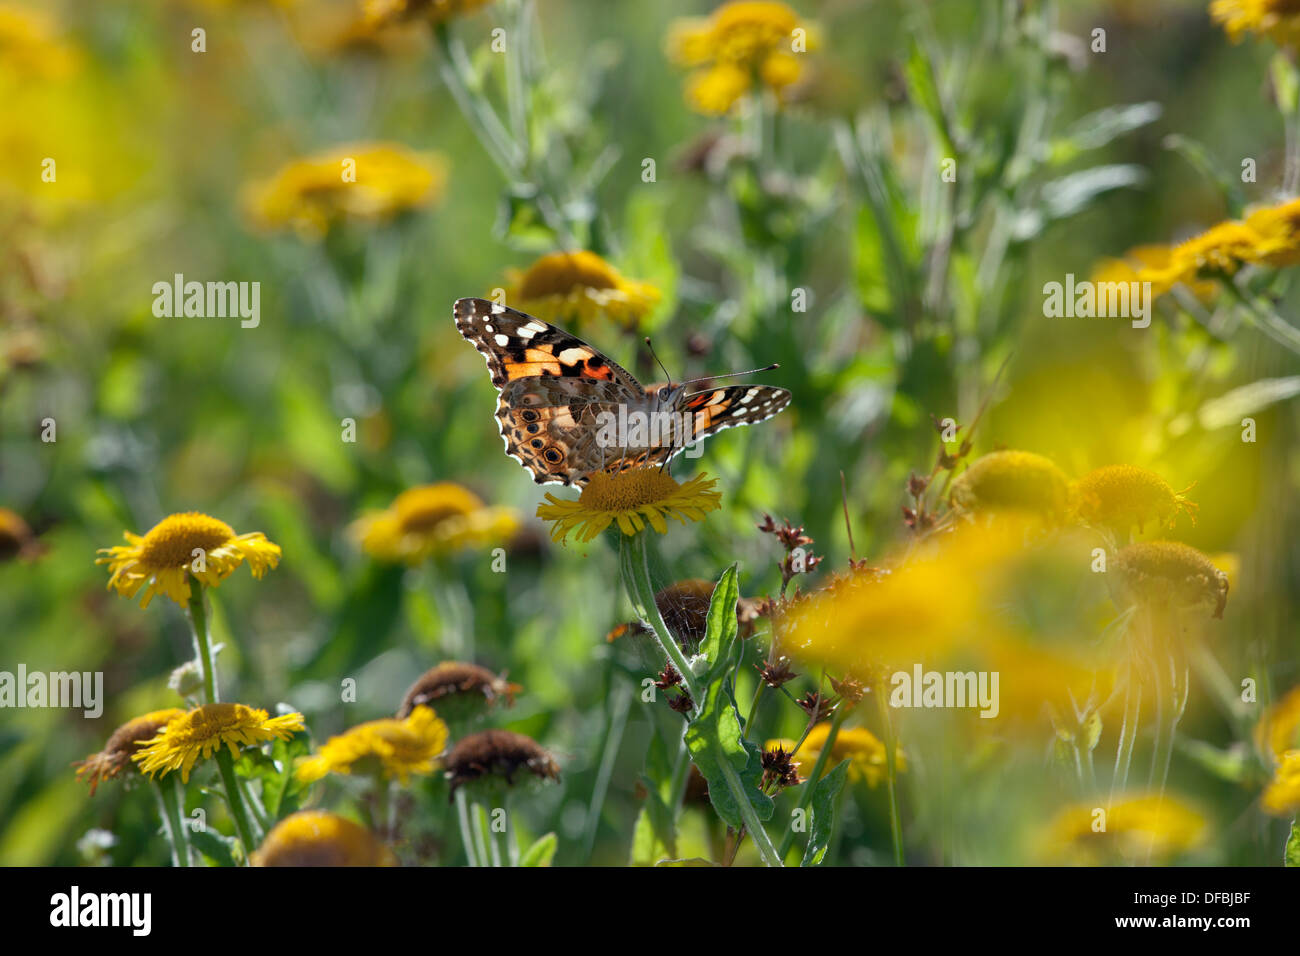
top-left (251, 810), bottom-right (396, 866)
top-left (668, 1), bottom-right (815, 114)
top-left (351, 482), bottom-right (520, 563)
top-left (243, 141), bottom-right (447, 238)
top-left (1113, 540), bottom-right (1230, 620)
top-left (1256, 686), bottom-right (1300, 763)
top-left (537, 470), bottom-right (720, 545)
top-left (1261, 749), bottom-right (1300, 815)
top-left (96, 512), bottom-right (281, 609)
top-left (0, 507), bottom-right (40, 561)
top-left (296, 705), bottom-right (449, 785)
top-left (1242, 197), bottom-right (1300, 265)
top-left (1071, 464), bottom-right (1198, 533)
top-left (363, 0), bottom-right (493, 28)
top-left (768, 723), bottom-right (904, 787)
top-left (949, 450), bottom-right (1071, 523)
top-left (1092, 244), bottom-right (1217, 301)
top-left (500, 250), bottom-right (661, 331)
top-left (1043, 793), bottom-right (1206, 863)
top-left (0, 4), bottom-right (79, 81)
top-left (74, 709), bottom-right (187, 795)
top-left (1211, 0), bottom-right (1300, 48)
top-left (134, 704), bottom-right (305, 784)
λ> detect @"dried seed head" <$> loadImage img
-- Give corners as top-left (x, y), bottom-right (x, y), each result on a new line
top-left (443, 729), bottom-right (560, 799)
top-left (397, 662), bottom-right (520, 720)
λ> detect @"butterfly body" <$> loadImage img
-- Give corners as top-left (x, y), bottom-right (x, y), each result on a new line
top-left (454, 297), bottom-right (790, 486)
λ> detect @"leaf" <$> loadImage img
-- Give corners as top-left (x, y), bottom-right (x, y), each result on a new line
top-left (1176, 739), bottom-right (1251, 784)
top-left (1048, 102), bottom-right (1162, 165)
top-left (495, 184), bottom-right (560, 252)
top-left (1163, 134), bottom-right (1246, 218)
top-left (698, 564), bottom-right (739, 682)
top-left (1198, 377), bottom-right (1300, 430)
top-left (683, 675), bottom-right (773, 830)
top-left (189, 827), bottom-right (239, 868)
top-left (1285, 820), bottom-right (1300, 867)
top-left (801, 760), bottom-right (849, 867)
top-left (1273, 52), bottom-right (1300, 116)
top-left (519, 832), bottom-right (558, 867)
top-left (1080, 710), bottom-right (1103, 753)
top-left (904, 39), bottom-right (957, 160)
top-left (630, 779), bottom-right (676, 866)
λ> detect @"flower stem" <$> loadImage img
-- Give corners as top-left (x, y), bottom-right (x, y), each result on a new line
top-left (776, 706), bottom-right (846, 858)
top-left (187, 576), bottom-right (218, 705)
top-left (455, 788), bottom-right (481, 867)
top-left (1110, 665), bottom-right (1142, 807)
top-left (153, 776), bottom-right (190, 867)
top-left (215, 749), bottom-right (257, 863)
top-left (876, 688), bottom-right (905, 866)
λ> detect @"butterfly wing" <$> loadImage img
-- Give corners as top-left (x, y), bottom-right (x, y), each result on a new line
top-left (454, 297), bottom-right (647, 486)
top-left (678, 383), bottom-right (792, 446)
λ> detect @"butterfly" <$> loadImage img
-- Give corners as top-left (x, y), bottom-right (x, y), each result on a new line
top-left (454, 297), bottom-right (791, 486)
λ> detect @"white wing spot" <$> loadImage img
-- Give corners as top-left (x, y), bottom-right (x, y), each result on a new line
top-left (491, 303), bottom-right (506, 314)
top-left (495, 334), bottom-right (510, 347)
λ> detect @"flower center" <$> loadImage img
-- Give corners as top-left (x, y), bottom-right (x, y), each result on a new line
top-left (138, 512), bottom-right (236, 568)
top-left (169, 703), bottom-right (244, 744)
top-left (519, 251), bottom-right (621, 297)
top-left (579, 469), bottom-right (683, 511)
top-left (393, 484), bottom-right (481, 533)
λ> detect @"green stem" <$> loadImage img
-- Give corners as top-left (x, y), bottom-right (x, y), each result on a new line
top-left (455, 788), bottom-right (481, 867)
top-left (876, 689), bottom-right (905, 866)
top-left (215, 749), bottom-right (257, 863)
top-left (154, 777), bottom-right (190, 867)
top-left (581, 678), bottom-right (632, 862)
top-left (1110, 665), bottom-right (1141, 807)
top-left (187, 576), bottom-right (217, 704)
top-left (777, 707), bottom-right (846, 858)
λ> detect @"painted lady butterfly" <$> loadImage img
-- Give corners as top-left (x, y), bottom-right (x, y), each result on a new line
top-left (454, 297), bottom-right (791, 486)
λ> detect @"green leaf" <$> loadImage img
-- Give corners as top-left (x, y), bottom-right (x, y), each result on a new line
top-left (1273, 51), bottom-right (1300, 116)
top-left (683, 665), bottom-right (773, 830)
top-left (904, 39), bottom-right (957, 161)
top-left (698, 564), bottom-right (739, 682)
top-left (519, 832), bottom-right (558, 867)
top-left (630, 778), bottom-right (676, 866)
top-left (1176, 739), bottom-right (1251, 784)
top-left (1163, 134), bottom-right (1246, 218)
top-left (1048, 102), bottom-right (1162, 165)
top-left (189, 827), bottom-right (239, 868)
top-left (1285, 820), bottom-right (1300, 867)
top-left (801, 760), bottom-right (849, 867)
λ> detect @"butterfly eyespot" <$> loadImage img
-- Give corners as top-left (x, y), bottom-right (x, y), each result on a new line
top-left (521, 408), bottom-right (540, 421)
top-left (531, 439), bottom-right (544, 448)
top-left (544, 448), bottom-right (563, 464)
top-left (526, 423), bottom-right (540, 434)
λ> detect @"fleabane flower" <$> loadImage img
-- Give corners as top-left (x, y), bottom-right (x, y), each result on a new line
top-left (500, 251), bottom-right (661, 331)
top-left (1043, 793), bottom-right (1206, 864)
top-left (397, 662), bottom-right (520, 721)
top-left (443, 729), bottom-right (560, 798)
top-left (767, 724), bottom-right (904, 788)
top-left (0, 4), bottom-right (80, 81)
top-left (1211, 0), bottom-right (1300, 48)
top-left (296, 705), bottom-right (449, 785)
top-left (96, 512), bottom-right (281, 609)
top-left (133, 704), bottom-right (305, 783)
top-left (243, 141), bottom-right (447, 239)
top-left (363, 0), bottom-right (494, 29)
top-left (949, 450), bottom-right (1071, 523)
top-left (1113, 541), bottom-right (1231, 620)
top-left (1071, 464), bottom-right (1198, 533)
top-left (251, 810), bottom-right (396, 866)
top-left (537, 469), bottom-right (721, 544)
top-left (351, 482), bottom-right (520, 564)
top-left (1261, 750), bottom-right (1300, 815)
top-left (1256, 685), bottom-right (1300, 763)
top-left (74, 709), bottom-right (186, 795)
top-left (668, 1), bottom-right (816, 114)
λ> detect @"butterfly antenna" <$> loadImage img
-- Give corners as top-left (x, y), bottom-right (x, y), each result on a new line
top-left (679, 363), bottom-right (779, 388)
top-left (644, 337), bottom-right (674, 386)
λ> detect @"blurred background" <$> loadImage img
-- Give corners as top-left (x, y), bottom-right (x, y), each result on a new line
top-left (1, 0), bottom-right (1297, 866)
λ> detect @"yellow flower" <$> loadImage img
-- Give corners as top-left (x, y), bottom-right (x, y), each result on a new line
top-left (243, 141), bottom-right (447, 238)
top-left (668, 1), bottom-right (814, 114)
top-left (1043, 793), bottom-right (1206, 864)
top-left (0, 4), bottom-right (80, 81)
top-left (96, 512), bottom-right (281, 609)
top-left (949, 450), bottom-right (1071, 522)
top-left (1071, 464), bottom-right (1197, 533)
top-left (1113, 540), bottom-right (1230, 620)
top-left (133, 704), bottom-right (305, 783)
top-left (251, 810), bottom-right (396, 866)
top-left (768, 724), bottom-right (904, 787)
top-left (1256, 686), bottom-right (1300, 763)
top-left (73, 709), bottom-right (187, 795)
top-left (363, 0), bottom-right (493, 29)
top-left (1093, 244), bottom-right (1218, 301)
top-left (351, 482), bottom-right (520, 563)
top-left (1242, 197), bottom-right (1300, 266)
top-left (296, 705), bottom-right (449, 785)
top-left (1261, 750), bottom-right (1300, 815)
top-left (537, 470), bottom-right (721, 545)
top-left (0, 507), bottom-right (40, 562)
top-left (1211, 0), bottom-right (1300, 48)
top-left (500, 251), bottom-right (661, 331)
